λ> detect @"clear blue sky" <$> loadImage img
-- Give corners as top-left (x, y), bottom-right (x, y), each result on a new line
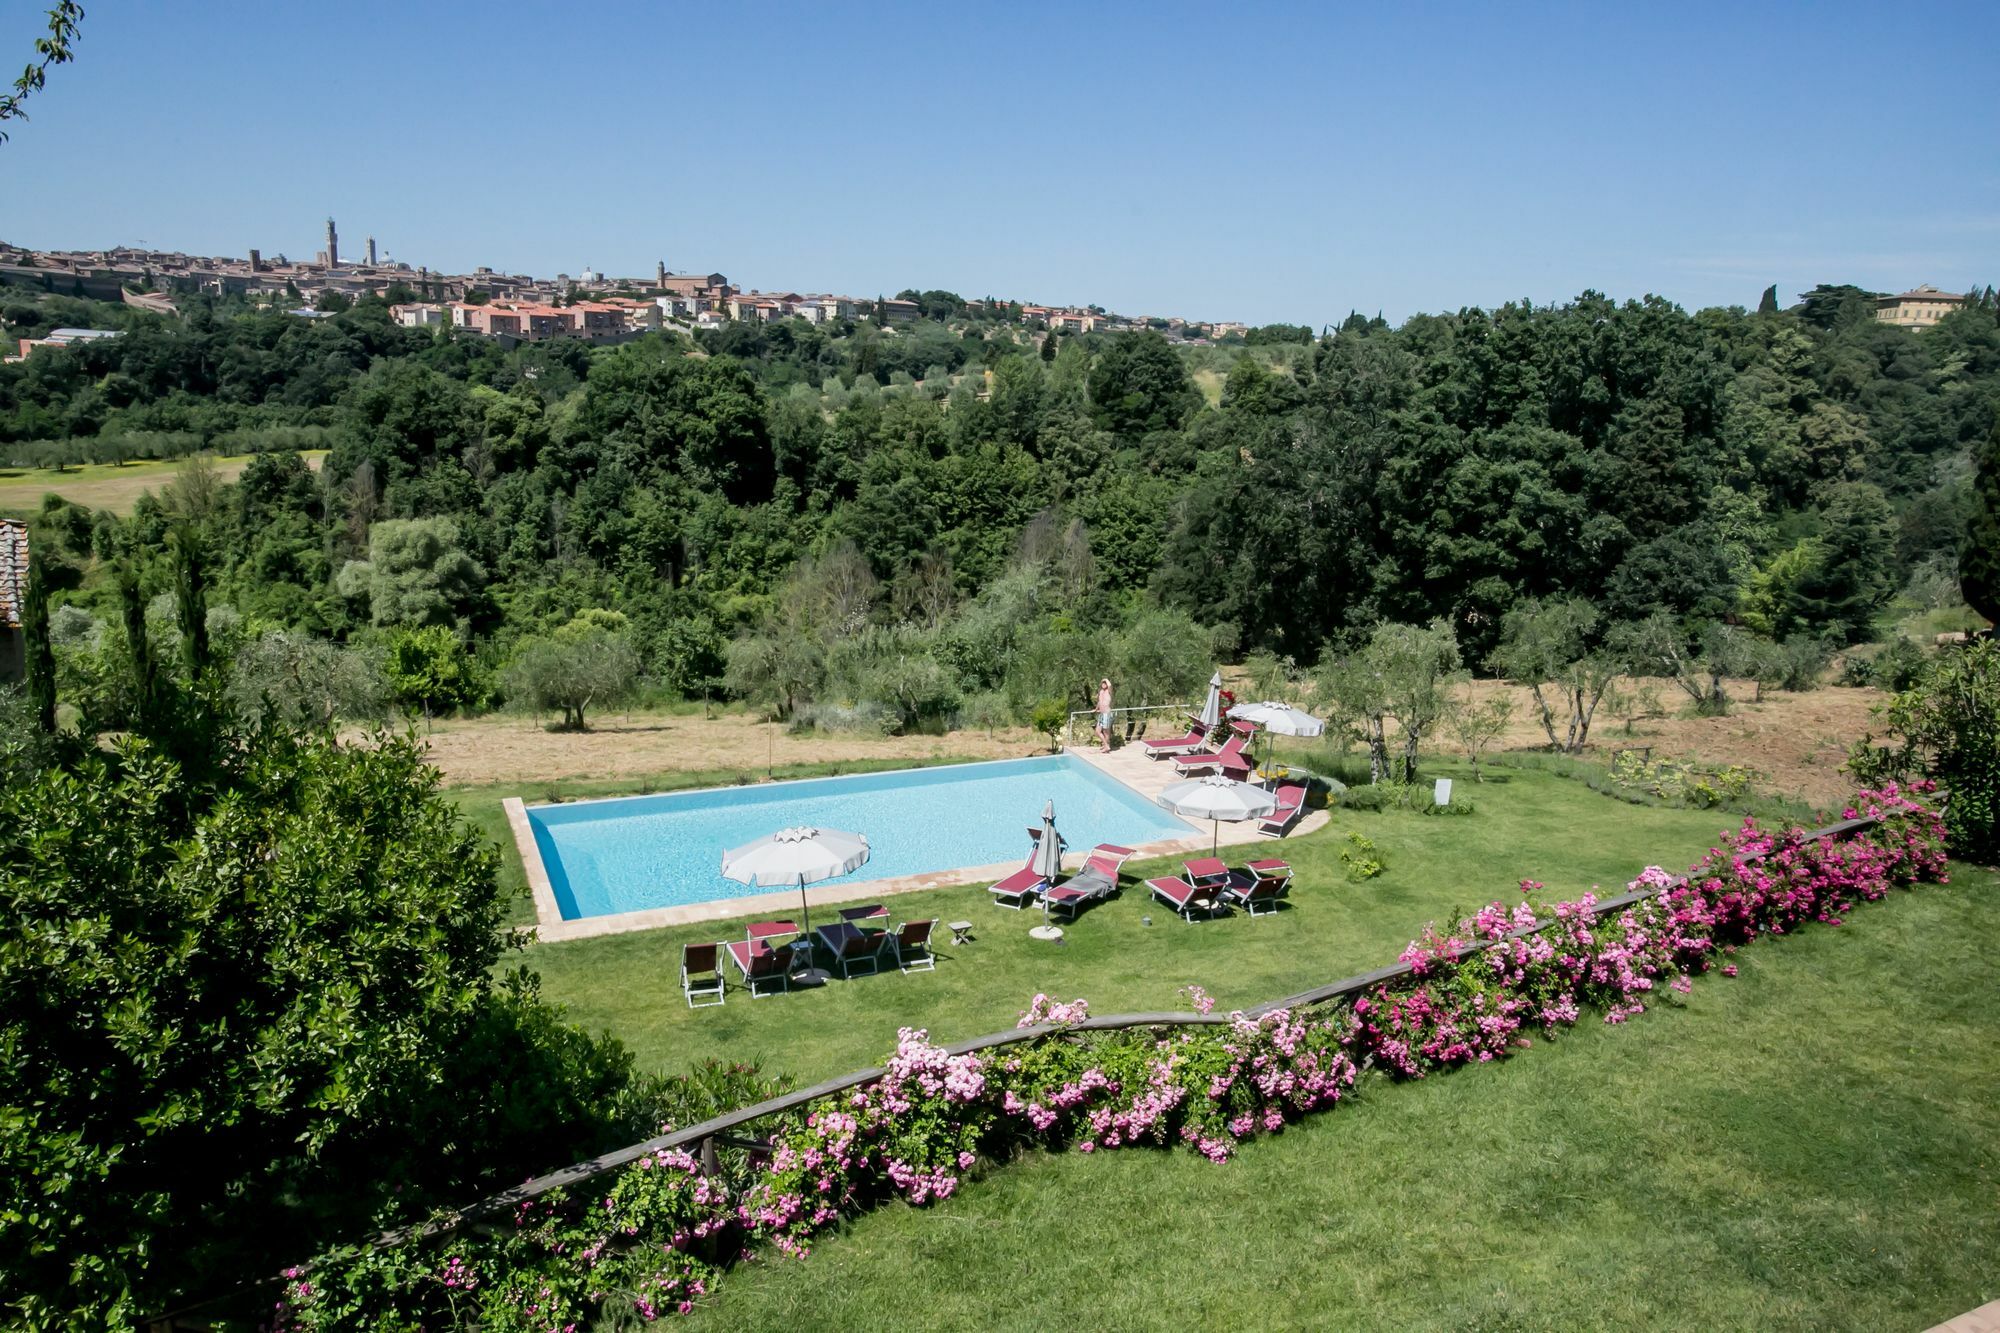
top-left (4, 0), bottom-right (1996, 325)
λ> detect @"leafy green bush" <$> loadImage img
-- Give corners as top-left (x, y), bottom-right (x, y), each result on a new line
top-left (0, 728), bottom-right (649, 1328)
top-left (1338, 831), bottom-right (1384, 881)
top-left (1031, 698), bottom-right (1069, 751)
top-left (1848, 638), bottom-right (1999, 863)
top-left (1609, 752), bottom-right (1753, 807)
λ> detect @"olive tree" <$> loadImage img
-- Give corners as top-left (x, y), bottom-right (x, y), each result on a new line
top-left (1369, 619), bottom-right (1464, 783)
top-left (1612, 613), bottom-right (1758, 716)
top-left (1489, 596), bottom-right (1621, 751)
top-left (229, 629), bottom-right (386, 729)
top-left (505, 612), bottom-right (640, 731)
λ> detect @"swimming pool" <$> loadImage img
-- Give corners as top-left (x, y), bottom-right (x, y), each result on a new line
top-left (527, 754), bottom-right (1193, 920)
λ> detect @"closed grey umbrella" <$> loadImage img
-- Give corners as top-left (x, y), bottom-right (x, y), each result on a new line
top-left (1196, 670), bottom-right (1225, 729)
top-left (1157, 775), bottom-right (1278, 852)
top-left (1031, 800), bottom-right (1066, 881)
top-left (1031, 800), bottom-right (1066, 923)
top-left (722, 825), bottom-right (871, 984)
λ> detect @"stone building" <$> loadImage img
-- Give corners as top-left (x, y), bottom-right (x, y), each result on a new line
top-left (1875, 284), bottom-right (1965, 329)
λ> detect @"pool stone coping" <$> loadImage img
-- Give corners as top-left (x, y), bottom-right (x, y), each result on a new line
top-left (508, 748), bottom-right (1328, 942)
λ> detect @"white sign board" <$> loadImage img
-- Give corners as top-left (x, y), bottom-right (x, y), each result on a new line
top-left (1433, 777), bottom-right (1453, 807)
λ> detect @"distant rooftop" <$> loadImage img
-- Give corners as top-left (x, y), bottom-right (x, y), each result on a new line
top-left (1881, 284), bottom-right (1965, 303)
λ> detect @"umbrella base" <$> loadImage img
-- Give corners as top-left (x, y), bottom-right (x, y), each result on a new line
top-left (790, 965), bottom-right (834, 986)
top-left (1028, 925), bottom-right (1065, 942)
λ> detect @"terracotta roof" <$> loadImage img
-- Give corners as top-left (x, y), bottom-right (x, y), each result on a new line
top-left (0, 520), bottom-right (26, 629)
top-left (1880, 285), bottom-right (1965, 304)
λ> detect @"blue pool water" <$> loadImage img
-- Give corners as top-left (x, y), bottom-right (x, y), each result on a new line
top-left (530, 754), bottom-right (1194, 920)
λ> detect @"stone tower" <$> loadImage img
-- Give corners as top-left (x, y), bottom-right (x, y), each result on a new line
top-left (325, 217), bottom-right (339, 268)
top-left (365, 235), bottom-right (377, 267)
top-left (657, 259), bottom-right (666, 288)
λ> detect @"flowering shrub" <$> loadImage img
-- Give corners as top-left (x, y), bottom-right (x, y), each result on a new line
top-left (277, 786), bottom-right (1946, 1329)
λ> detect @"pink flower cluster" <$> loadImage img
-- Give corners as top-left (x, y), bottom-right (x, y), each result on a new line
top-left (1351, 783), bottom-right (1947, 1077)
top-left (1017, 993), bottom-right (1092, 1027)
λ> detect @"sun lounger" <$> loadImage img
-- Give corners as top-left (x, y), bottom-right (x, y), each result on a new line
top-left (1172, 730), bottom-right (1252, 777)
top-left (816, 921), bottom-right (882, 979)
top-left (1147, 873), bottom-right (1226, 921)
top-left (1259, 784), bottom-right (1307, 836)
top-left (1221, 863), bottom-right (1292, 917)
top-left (681, 941), bottom-right (725, 1008)
top-left (889, 918), bottom-right (937, 973)
top-left (1246, 857), bottom-right (1292, 880)
top-left (1183, 856), bottom-right (1230, 888)
top-left (1139, 723), bottom-right (1209, 760)
top-left (838, 903), bottom-right (889, 925)
top-left (989, 858), bottom-right (1048, 910)
top-left (1042, 844), bottom-right (1138, 921)
top-left (724, 938), bottom-right (792, 998)
top-left (747, 919), bottom-right (800, 945)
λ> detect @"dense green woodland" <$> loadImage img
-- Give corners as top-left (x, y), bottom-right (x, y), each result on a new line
top-left (3, 282), bottom-right (1997, 733)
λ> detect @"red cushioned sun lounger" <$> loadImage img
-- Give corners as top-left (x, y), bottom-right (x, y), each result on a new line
top-left (724, 938), bottom-right (792, 998)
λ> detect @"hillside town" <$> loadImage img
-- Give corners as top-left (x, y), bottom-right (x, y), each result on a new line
top-left (0, 218), bottom-right (1257, 349)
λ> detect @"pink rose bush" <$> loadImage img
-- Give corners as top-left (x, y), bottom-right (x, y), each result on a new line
top-left (277, 786), bottom-right (1945, 1329)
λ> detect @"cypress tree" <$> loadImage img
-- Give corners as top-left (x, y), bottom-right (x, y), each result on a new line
top-left (1041, 328), bottom-right (1059, 363)
top-left (22, 546), bottom-right (55, 734)
top-left (1757, 284), bottom-right (1780, 315)
top-left (117, 566), bottom-right (157, 736)
top-left (1963, 421), bottom-right (2000, 625)
top-left (172, 524), bottom-right (209, 680)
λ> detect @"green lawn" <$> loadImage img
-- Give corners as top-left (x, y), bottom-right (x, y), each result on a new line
top-left (521, 766), bottom-right (1769, 1085)
top-left (676, 867), bottom-right (1998, 1331)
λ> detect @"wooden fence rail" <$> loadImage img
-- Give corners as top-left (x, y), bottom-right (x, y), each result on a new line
top-left (368, 813), bottom-right (1882, 1252)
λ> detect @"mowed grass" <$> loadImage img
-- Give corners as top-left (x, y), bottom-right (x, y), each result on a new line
top-left (519, 766), bottom-right (1770, 1085)
top-left (0, 449), bottom-right (326, 515)
top-left (677, 868), bottom-right (1999, 1332)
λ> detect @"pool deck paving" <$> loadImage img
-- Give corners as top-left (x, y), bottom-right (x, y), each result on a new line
top-left (1932, 1299), bottom-right (2000, 1333)
top-left (513, 742), bottom-right (1328, 942)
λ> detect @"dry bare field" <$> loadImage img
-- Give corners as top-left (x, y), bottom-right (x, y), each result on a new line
top-left (1447, 677), bottom-right (1882, 807)
top-left (418, 680), bottom-right (1884, 807)
top-left (413, 710), bottom-right (1045, 789)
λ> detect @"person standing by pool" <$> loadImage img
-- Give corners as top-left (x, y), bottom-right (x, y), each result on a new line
top-left (1095, 677), bottom-right (1114, 752)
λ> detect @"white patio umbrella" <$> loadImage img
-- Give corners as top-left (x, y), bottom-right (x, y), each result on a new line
top-left (721, 825), bottom-right (870, 984)
top-left (1195, 670), bottom-right (1225, 729)
top-left (1228, 700), bottom-right (1325, 776)
top-left (1157, 774), bottom-right (1278, 852)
